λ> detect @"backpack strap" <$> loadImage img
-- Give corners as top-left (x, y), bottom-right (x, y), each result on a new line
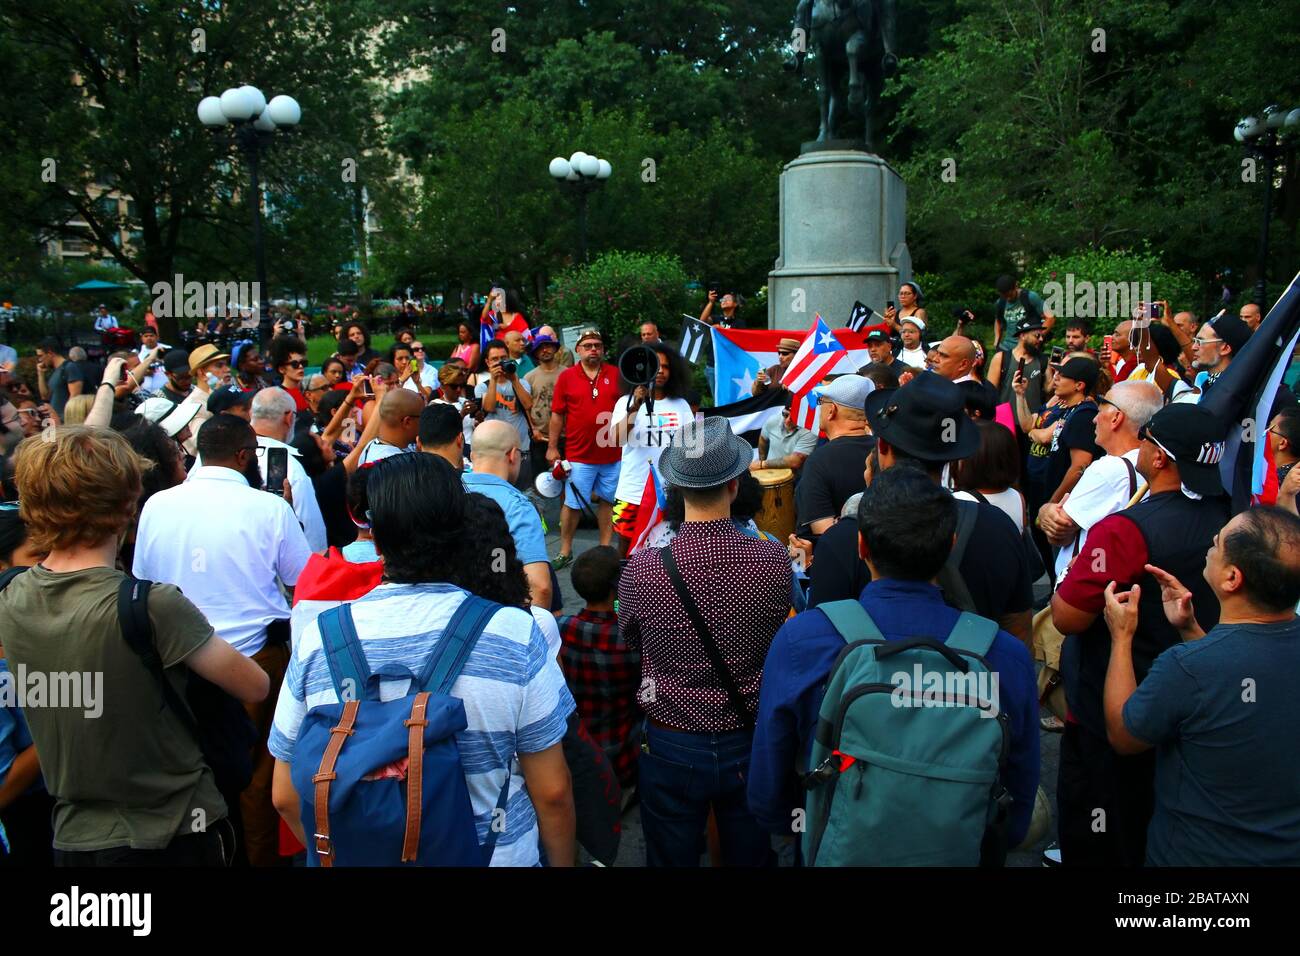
top-left (818, 599), bottom-right (884, 643)
top-left (116, 575), bottom-right (202, 742)
top-left (944, 612), bottom-right (999, 659)
top-left (950, 497), bottom-right (979, 568)
top-left (1122, 455), bottom-right (1137, 499)
top-left (420, 594), bottom-right (503, 696)
top-left (0, 566), bottom-right (28, 593)
top-left (318, 604), bottom-right (378, 703)
top-left (935, 498), bottom-right (980, 612)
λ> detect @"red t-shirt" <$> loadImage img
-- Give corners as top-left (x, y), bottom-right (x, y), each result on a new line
top-left (285, 386), bottom-right (309, 412)
top-left (552, 362), bottom-right (622, 465)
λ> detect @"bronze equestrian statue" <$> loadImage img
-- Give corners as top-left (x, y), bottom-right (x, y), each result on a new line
top-left (785, 0), bottom-right (899, 149)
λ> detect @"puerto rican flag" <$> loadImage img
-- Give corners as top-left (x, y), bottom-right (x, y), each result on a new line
top-left (710, 322), bottom-right (867, 404)
top-left (629, 465), bottom-right (668, 554)
top-left (785, 314), bottom-right (847, 431)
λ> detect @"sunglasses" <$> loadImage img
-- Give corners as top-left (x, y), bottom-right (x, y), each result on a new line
top-left (777, 349), bottom-right (795, 356)
top-left (284, 360), bottom-right (306, 369)
top-left (1098, 396), bottom-right (1130, 417)
top-left (412, 346), bottom-right (426, 353)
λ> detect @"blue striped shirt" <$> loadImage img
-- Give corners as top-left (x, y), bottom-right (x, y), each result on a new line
top-left (269, 582), bottom-right (574, 866)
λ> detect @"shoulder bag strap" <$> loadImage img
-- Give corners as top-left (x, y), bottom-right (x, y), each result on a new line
top-left (1122, 455), bottom-right (1137, 499)
top-left (660, 545), bottom-right (754, 730)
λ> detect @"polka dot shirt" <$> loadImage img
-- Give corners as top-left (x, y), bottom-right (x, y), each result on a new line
top-left (618, 518), bottom-right (792, 732)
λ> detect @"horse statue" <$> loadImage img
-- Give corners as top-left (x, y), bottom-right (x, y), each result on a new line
top-left (786, 0), bottom-right (898, 149)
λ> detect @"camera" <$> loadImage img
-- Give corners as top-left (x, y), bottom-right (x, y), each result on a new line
top-left (500, 359), bottom-right (517, 376)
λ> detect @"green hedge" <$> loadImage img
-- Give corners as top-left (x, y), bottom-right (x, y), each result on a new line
top-left (545, 251), bottom-right (693, 344)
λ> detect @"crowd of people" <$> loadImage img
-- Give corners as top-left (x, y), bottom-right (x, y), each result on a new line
top-left (1, 276), bottom-right (1298, 870)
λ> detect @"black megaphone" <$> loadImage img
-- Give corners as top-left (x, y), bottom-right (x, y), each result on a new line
top-left (617, 344), bottom-right (659, 417)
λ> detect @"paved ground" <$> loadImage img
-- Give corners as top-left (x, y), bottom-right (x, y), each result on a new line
top-left (544, 519), bottom-right (1059, 868)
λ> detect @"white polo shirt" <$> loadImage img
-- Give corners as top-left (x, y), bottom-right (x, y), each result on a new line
top-left (133, 466), bottom-right (313, 656)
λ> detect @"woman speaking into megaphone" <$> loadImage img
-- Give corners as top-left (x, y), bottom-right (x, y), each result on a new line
top-left (608, 342), bottom-right (696, 557)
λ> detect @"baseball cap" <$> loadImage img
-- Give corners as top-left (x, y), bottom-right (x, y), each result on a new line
top-left (1056, 356), bottom-right (1099, 390)
top-left (163, 349), bottom-right (191, 373)
top-left (818, 374), bottom-right (876, 411)
top-left (1139, 403), bottom-right (1226, 498)
top-left (865, 329), bottom-right (891, 343)
top-left (206, 385), bottom-right (254, 415)
top-left (1015, 316), bottom-right (1046, 335)
top-left (899, 315), bottom-right (926, 331)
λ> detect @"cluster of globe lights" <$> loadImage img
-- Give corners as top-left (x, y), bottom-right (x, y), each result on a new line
top-left (196, 86), bottom-right (302, 130)
top-left (1234, 106), bottom-right (1300, 142)
top-left (548, 152), bottom-right (612, 181)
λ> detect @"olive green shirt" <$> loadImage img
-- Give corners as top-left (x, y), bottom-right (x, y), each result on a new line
top-left (0, 566), bottom-right (226, 851)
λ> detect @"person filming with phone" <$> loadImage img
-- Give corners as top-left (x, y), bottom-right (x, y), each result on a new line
top-left (477, 340), bottom-right (535, 489)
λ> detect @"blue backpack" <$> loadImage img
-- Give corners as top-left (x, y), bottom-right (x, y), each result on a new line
top-left (290, 594), bottom-right (511, 867)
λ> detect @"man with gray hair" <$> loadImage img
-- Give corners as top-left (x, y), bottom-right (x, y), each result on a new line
top-left (1038, 379), bottom-right (1163, 580)
top-left (251, 386), bottom-right (327, 552)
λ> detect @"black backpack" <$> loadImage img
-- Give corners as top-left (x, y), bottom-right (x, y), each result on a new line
top-left (0, 568), bottom-right (256, 796)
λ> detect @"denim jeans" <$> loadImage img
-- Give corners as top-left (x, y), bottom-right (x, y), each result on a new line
top-left (639, 723), bottom-right (775, 867)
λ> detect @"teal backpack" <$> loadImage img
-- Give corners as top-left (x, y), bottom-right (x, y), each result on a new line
top-left (803, 600), bottom-right (1012, 866)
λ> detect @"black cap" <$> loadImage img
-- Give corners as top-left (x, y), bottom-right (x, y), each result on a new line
top-left (864, 371), bottom-right (979, 461)
top-left (1209, 314), bottom-right (1252, 355)
top-left (865, 328), bottom-right (891, 342)
top-left (206, 384), bottom-right (254, 415)
top-left (163, 349), bottom-right (191, 373)
top-left (1141, 403), bottom-right (1226, 498)
top-left (1015, 316), bottom-right (1046, 336)
top-left (1056, 356), bottom-right (1099, 391)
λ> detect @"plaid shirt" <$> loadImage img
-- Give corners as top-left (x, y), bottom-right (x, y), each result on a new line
top-left (558, 609), bottom-right (642, 789)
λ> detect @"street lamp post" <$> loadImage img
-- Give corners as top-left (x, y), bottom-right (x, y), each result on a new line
top-left (1234, 105), bottom-right (1300, 308)
top-left (548, 152), bottom-right (612, 264)
top-left (197, 87), bottom-right (301, 349)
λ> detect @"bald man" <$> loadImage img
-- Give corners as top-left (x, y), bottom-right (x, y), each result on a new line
top-left (504, 330), bottom-right (536, 377)
top-left (1240, 302), bottom-right (1262, 332)
top-left (538, 325), bottom-right (574, 367)
top-left (358, 388), bottom-right (423, 465)
top-left (465, 420), bottom-right (553, 608)
top-left (934, 335), bottom-right (977, 383)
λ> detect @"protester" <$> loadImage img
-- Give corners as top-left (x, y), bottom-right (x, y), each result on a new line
top-left (524, 333), bottom-right (563, 478)
top-left (933, 335), bottom-right (979, 384)
top-left (548, 329), bottom-right (621, 565)
top-left (241, 388), bottom-right (328, 553)
top-left (134, 414), bottom-right (311, 866)
top-left (952, 419), bottom-right (1026, 532)
top-left (752, 395), bottom-right (818, 476)
top-left (1042, 357), bottom-right (1102, 506)
top-left (806, 373), bottom-right (1034, 644)
top-left (1239, 301), bottom-right (1263, 332)
top-left (610, 344), bottom-right (694, 556)
top-left (92, 303), bottom-right (118, 333)
top-left (188, 343), bottom-right (232, 403)
top-left (640, 322), bottom-right (662, 344)
top-left (356, 388), bottom-right (422, 465)
top-left (1191, 313), bottom-right (1251, 403)
top-left (1, 426), bottom-right (269, 866)
top-left (292, 428), bottom-right (355, 551)
top-left (987, 318), bottom-right (1049, 409)
top-left (883, 280), bottom-right (929, 333)
top-left (538, 325), bottom-right (575, 367)
top-left (700, 289), bottom-right (745, 328)
top-left (418, 402), bottom-right (465, 471)
top-left (34, 339), bottom-right (83, 420)
top-left (231, 341), bottom-right (271, 393)
top-left (503, 330), bottom-right (536, 378)
top-left (1051, 402), bottom-right (1229, 866)
top-left (559, 546), bottom-right (642, 793)
top-left (339, 322), bottom-right (380, 368)
top-left (1037, 380), bottom-right (1161, 580)
top-left (793, 375), bottom-right (875, 537)
top-left (451, 320), bottom-right (481, 371)
top-left (477, 340), bottom-right (535, 488)
top-left (619, 417), bottom-right (789, 866)
top-left (268, 452), bottom-right (577, 867)
top-left (465, 420), bottom-right (553, 609)
top-left (897, 315), bottom-right (928, 369)
top-left (1269, 405), bottom-right (1300, 509)
top-left (270, 337), bottom-right (309, 414)
top-left (993, 274), bottom-right (1056, 350)
top-left (1106, 320), bottom-right (1136, 383)
top-left (321, 354), bottom-right (348, 391)
top-left (339, 464), bottom-right (377, 562)
top-left (1101, 506), bottom-right (1300, 865)
top-left (748, 466), bottom-right (1038, 859)
top-left (1062, 319), bottom-right (1090, 353)
top-left (753, 337), bottom-right (800, 394)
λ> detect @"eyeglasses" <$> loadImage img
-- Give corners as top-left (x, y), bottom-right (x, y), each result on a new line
top-left (240, 445), bottom-right (266, 457)
top-left (284, 360), bottom-right (306, 369)
top-left (1192, 336), bottom-right (1222, 346)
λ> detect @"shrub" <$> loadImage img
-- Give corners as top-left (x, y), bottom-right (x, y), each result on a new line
top-left (545, 251), bottom-right (693, 344)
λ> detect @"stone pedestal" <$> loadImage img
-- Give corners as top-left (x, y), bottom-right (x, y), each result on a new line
top-left (767, 149), bottom-right (911, 331)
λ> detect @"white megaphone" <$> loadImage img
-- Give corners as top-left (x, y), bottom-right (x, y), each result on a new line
top-left (534, 459), bottom-right (571, 499)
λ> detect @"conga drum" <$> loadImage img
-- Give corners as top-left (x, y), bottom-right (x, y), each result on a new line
top-left (753, 468), bottom-right (796, 543)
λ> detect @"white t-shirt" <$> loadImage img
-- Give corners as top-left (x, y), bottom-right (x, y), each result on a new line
top-left (358, 437), bottom-right (410, 466)
top-left (954, 488), bottom-right (1025, 534)
top-left (611, 395), bottom-right (694, 504)
top-left (1053, 448), bottom-right (1142, 579)
top-left (900, 347), bottom-right (928, 369)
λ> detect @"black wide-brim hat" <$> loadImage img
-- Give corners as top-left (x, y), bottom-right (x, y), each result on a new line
top-left (658, 416), bottom-right (752, 489)
top-left (865, 371), bottom-right (981, 462)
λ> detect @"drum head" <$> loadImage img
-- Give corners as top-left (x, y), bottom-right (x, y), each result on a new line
top-left (753, 468), bottom-right (794, 487)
